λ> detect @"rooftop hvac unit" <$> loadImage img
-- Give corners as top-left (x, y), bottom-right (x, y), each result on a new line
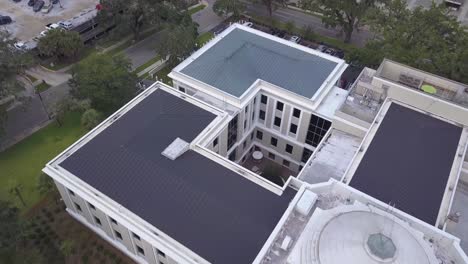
top-left (295, 190), bottom-right (318, 216)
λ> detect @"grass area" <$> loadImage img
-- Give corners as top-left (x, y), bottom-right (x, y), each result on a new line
top-left (188, 4), bottom-right (206, 15)
top-left (134, 55), bottom-right (161, 74)
top-left (197, 31), bottom-right (215, 47)
top-left (248, 14), bottom-right (356, 52)
top-left (35, 81), bottom-right (51, 93)
top-left (0, 113), bottom-right (85, 212)
top-left (41, 46), bottom-right (97, 71)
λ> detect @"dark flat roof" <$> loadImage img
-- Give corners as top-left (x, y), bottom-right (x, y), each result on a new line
top-left (180, 28), bottom-right (338, 98)
top-left (60, 88), bottom-right (295, 263)
top-left (350, 103), bottom-right (462, 225)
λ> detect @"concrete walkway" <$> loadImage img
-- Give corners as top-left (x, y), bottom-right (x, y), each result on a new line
top-left (25, 66), bottom-right (72, 86)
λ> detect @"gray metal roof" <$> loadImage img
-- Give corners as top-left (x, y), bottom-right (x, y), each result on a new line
top-left (60, 88), bottom-right (296, 264)
top-left (181, 28), bottom-right (338, 98)
top-left (350, 103), bottom-right (462, 225)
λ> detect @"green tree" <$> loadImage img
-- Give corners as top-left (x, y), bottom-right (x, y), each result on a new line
top-left (37, 29), bottom-right (83, 60)
top-left (355, 0), bottom-right (468, 83)
top-left (258, 0), bottom-right (287, 17)
top-left (213, 0), bottom-right (245, 18)
top-left (0, 201), bottom-right (21, 250)
top-left (37, 172), bottom-right (54, 196)
top-left (81, 108), bottom-right (103, 131)
top-left (301, 0), bottom-right (387, 43)
top-left (53, 98), bottom-right (90, 126)
top-left (69, 53), bottom-right (137, 115)
top-left (156, 24), bottom-right (197, 66)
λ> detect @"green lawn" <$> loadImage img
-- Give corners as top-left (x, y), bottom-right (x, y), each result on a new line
top-left (197, 32), bottom-right (214, 47)
top-left (134, 55), bottom-right (161, 74)
top-left (35, 81), bottom-right (51, 93)
top-left (0, 113), bottom-right (85, 212)
top-left (188, 4), bottom-right (206, 15)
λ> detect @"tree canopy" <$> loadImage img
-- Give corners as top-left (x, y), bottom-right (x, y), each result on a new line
top-left (69, 53), bottom-right (137, 115)
top-left (301, 0), bottom-right (387, 43)
top-left (213, 0), bottom-right (245, 18)
top-left (351, 0), bottom-right (468, 83)
top-left (37, 29), bottom-right (83, 60)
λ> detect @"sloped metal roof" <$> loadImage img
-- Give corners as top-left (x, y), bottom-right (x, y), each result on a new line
top-left (60, 88), bottom-right (296, 264)
top-left (181, 28), bottom-right (338, 98)
top-left (350, 103), bottom-right (462, 225)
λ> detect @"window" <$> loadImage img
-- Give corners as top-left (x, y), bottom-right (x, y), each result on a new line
top-left (302, 148), bottom-right (313, 163)
top-left (245, 106), bottom-right (248, 113)
top-left (285, 144), bottom-right (293, 154)
top-left (227, 115), bottom-right (238, 150)
top-left (261, 95), bottom-right (268, 104)
top-left (243, 141), bottom-right (247, 149)
top-left (68, 189), bottom-right (75, 196)
top-left (94, 216), bottom-right (101, 226)
top-left (283, 159), bottom-right (290, 167)
top-left (290, 123), bottom-right (298, 134)
top-left (305, 114), bottom-right (331, 147)
top-left (293, 108), bottom-right (301, 118)
top-left (74, 202), bottom-right (82, 212)
top-left (228, 150), bottom-right (236, 161)
top-left (178, 87), bottom-right (185, 93)
top-left (256, 131), bottom-right (263, 140)
top-left (254, 146), bottom-right (260, 151)
top-left (250, 133), bottom-right (254, 140)
top-left (259, 110), bottom-right (266, 121)
top-left (136, 245), bottom-right (145, 256)
top-left (114, 230), bottom-right (122, 240)
top-left (213, 137), bottom-right (218, 147)
top-left (274, 117), bottom-right (282, 127)
top-left (110, 217), bottom-right (117, 225)
top-left (88, 203), bottom-right (95, 210)
top-left (276, 101), bottom-right (284, 111)
top-left (253, 97), bottom-right (257, 105)
top-left (268, 152), bottom-right (275, 159)
top-left (157, 249), bottom-right (166, 258)
top-left (133, 233), bottom-right (141, 240)
top-left (270, 137), bottom-right (278, 147)
top-left (244, 120), bottom-right (247, 130)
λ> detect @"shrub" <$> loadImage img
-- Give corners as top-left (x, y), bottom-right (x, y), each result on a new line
top-left (81, 109), bottom-right (103, 131)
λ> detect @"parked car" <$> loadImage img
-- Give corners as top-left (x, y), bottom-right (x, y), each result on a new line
top-left (52, 0), bottom-right (59, 3)
top-left (33, 0), bottom-right (44, 12)
top-left (39, 30), bottom-right (48, 38)
top-left (41, 3), bottom-right (53, 14)
top-left (289, 36), bottom-right (301, 43)
top-left (243, 22), bottom-right (253, 28)
top-left (14, 42), bottom-right (26, 50)
top-left (12, 0), bottom-right (21, 3)
top-left (45, 23), bottom-right (60, 30)
top-left (58, 20), bottom-right (73, 30)
top-left (28, 0), bottom-right (35, 6)
top-left (0, 16), bottom-right (12, 25)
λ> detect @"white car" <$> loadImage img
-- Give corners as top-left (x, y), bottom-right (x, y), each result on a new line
top-left (243, 22), bottom-right (253, 28)
top-left (14, 42), bottom-right (26, 50)
top-left (289, 36), bottom-right (301, 43)
top-left (45, 23), bottom-right (60, 30)
top-left (59, 21), bottom-right (73, 30)
top-left (39, 30), bottom-right (48, 38)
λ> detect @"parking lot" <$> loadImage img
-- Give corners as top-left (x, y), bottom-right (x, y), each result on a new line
top-left (0, 0), bottom-right (98, 41)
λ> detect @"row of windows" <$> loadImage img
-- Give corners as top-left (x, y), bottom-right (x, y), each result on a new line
top-left (266, 151), bottom-right (291, 167)
top-left (305, 114), bottom-right (331, 147)
top-left (256, 131), bottom-right (294, 154)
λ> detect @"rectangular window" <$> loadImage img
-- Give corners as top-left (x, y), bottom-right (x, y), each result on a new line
top-left (261, 95), bottom-right (268, 104)
top-left (268, 152), bottom-right (275, 159)
top-left (276, 101), bottom-right (284, 111)
top-left (301, 148), bottom-right (313, 163)
top-left (94, 216), bottom-right (101, 226)
top-left (133, 233), bottom-right (141, 240)
top-left (68, 189), bottom-right (75, 196)
top-left (157, 250), bottom-right (166, 258)
top-left (244, 120), bottom-right (247, 130)
top-left (179, 87), bottom-right (185, 93)
top-left (305, 114), bottom-right (331, 147)
top-left (110, 217), bottom-right (117, 225)
top-left (227, 115), bottom-right (238, 150)
top-left (88, 203), bottom-right (95, 210)
top-left (274, 117), bottom-right (282, 127)
top-left (293, 108), bottom-right (301, 118)
top-left (283, 159), bottom-right (290, 167)
top-left (213, 137), bottom-right (218, 147)
top-left (250, 133), bottom-right (254, 140)
top-left (285, 144), bottom-right (293, 154)
top-left (259, 110), bottom-right (265, 121)
top-left (114, 231), bottom-right (122, 240)
top-left (245, 106), bottom-right (249, 113)
top-left (74, 202), bottom-right (82, 212)
top-left (253, 97), bottom-right (257, 105)
top-left (243, 141), bottom-right (247, 149)
top-left (136, 245), bottom-right (145, 256)
top-left (270, 137), bottom-right (278, 147)
top-left (256, 131), bottom-right (263, 140)
top-left (252, 110), bottom-right (255, 121)
top-left (290, 123), bottom-right (298, 134)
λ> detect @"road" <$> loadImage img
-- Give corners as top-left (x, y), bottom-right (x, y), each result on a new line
top-left (244, 3), bottom-right (374, 47)
top-left (192, 0), bottom-right (225, 33)
top-left (123, 30), bottom-right (165, 71)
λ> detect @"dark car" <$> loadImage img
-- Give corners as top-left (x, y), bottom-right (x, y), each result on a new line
top-left (52, 0), bottom-right (59, 4)
top-left (13, 0), bottom-right (21, 2)
top-left (28, 0), bottom-right (35, 6)
top-left (0, 16), bottom-right (12, 25)
top-left (33, 0), bottom-right (44, 12)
